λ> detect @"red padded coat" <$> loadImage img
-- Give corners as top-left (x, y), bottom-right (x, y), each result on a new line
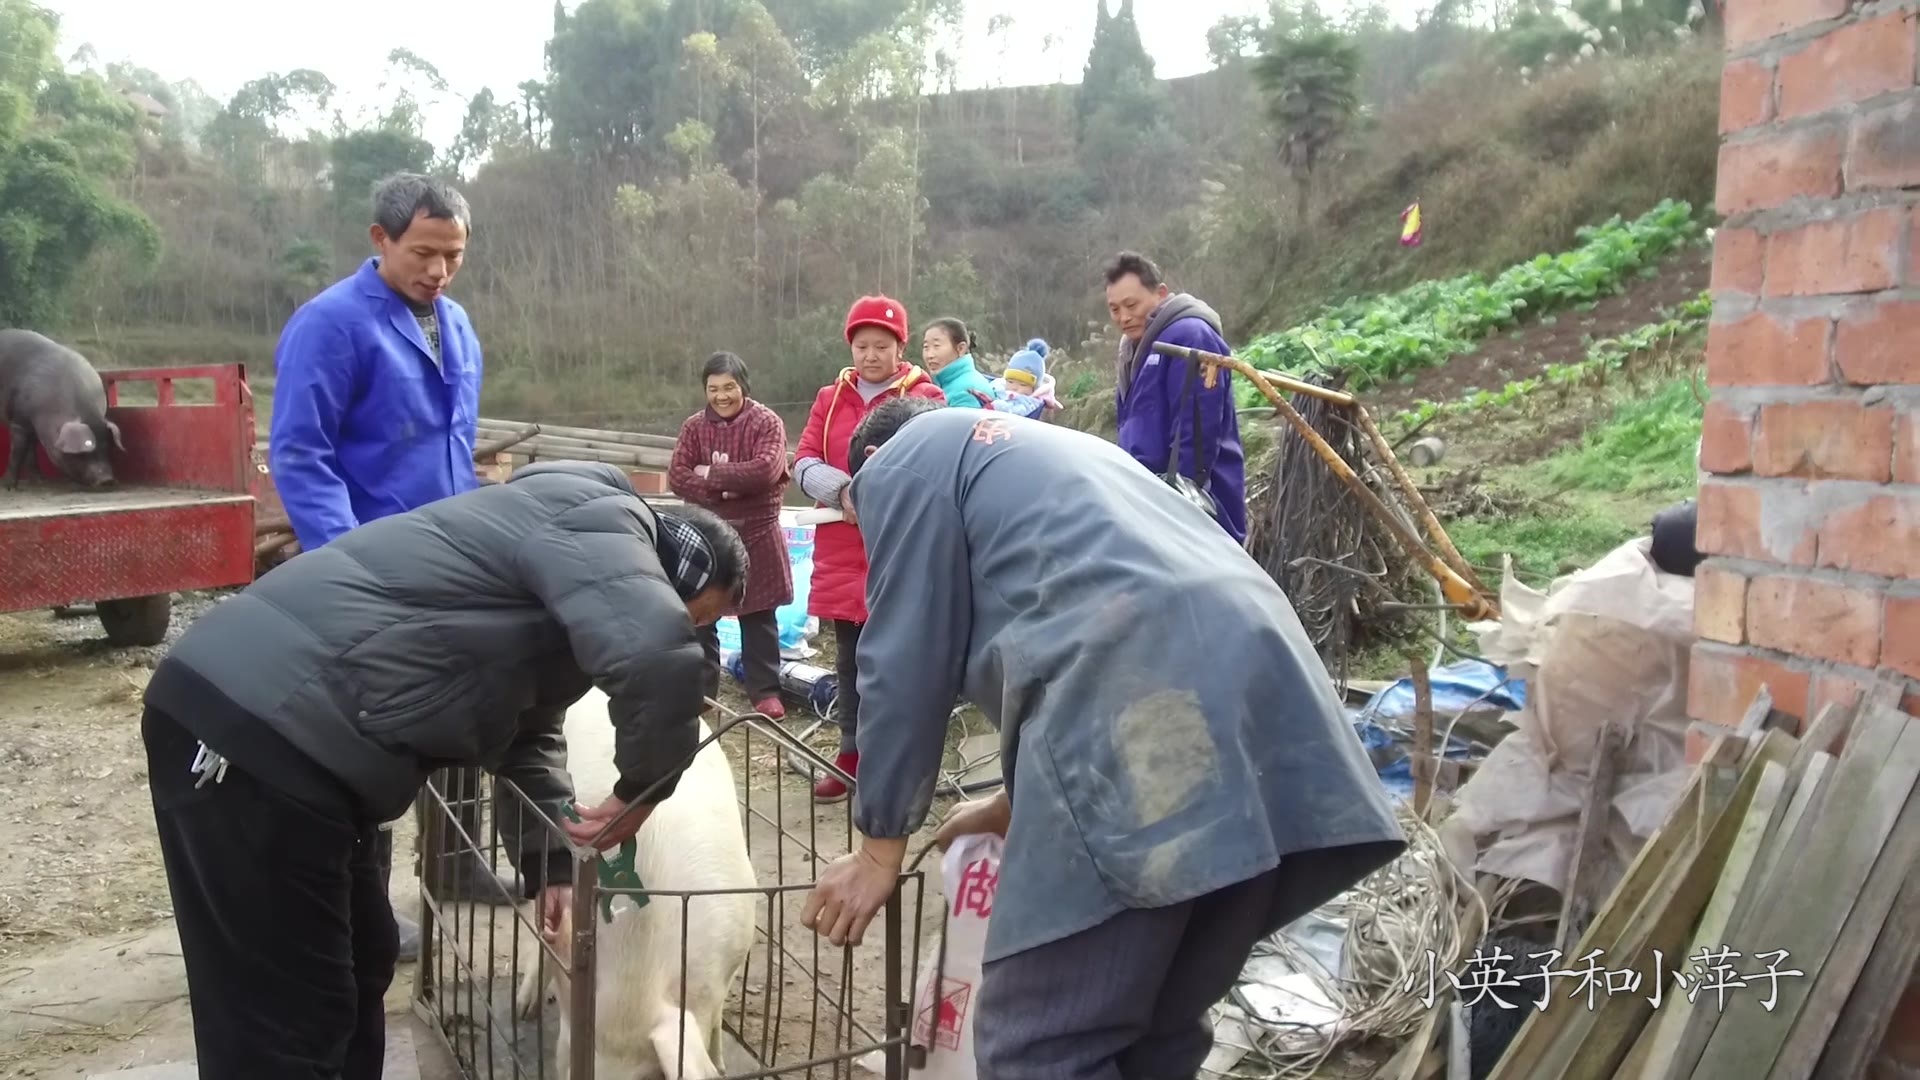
top-left (794, 362), bottom-right (946, 624)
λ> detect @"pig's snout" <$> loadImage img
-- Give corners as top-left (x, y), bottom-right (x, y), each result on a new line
top-left (74, 458), bottom-right (115, 488)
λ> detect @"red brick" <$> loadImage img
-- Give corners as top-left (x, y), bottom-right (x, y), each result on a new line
top-left (1698, 480), bottom-right (1820, 565)
top-left (1721, 58), bottom-right (1776, 134)
top-left (1752, 398), bottom-right (1894, 481)
top-left (1776, 12), bottom-right (1919, 121)
top-left (1848, 94), bottom-right (1920, 193)
top-left (1712, 478), bottom-right (1812, 564)
top-left (1746, 572), bottom-right (1884, 666)
top-left (1764, 208), bottom-right (1905, 297)
top-left (1726, 0), bottom-right (1848, 48)
top-left (1883, 978), bottom-right (1920, 1067)
top-left (1688, 642), bottom-right (1813, 729)
top-left (1697, 482), bottom-right (1763, 560)
top-left (1809, 671), bottom-right (1867, 732)
top-left (1707, 311), bottom-right (1833, 386)
top-left (1820, 492), bottom-right (1920, 579)
top-left (1718, 125), bottom-right (1846, 215)
top-left (1695, 564), bottom-right (1749, 643)
top-left (1836, 299), bottom-right (1920, 385)
top-left (1889, 593), bottom-right (1920, 681)
top-left (1897, 410), bottom-right (1919, 484)
top-left (1700, 401), bottom-right (1755, 474)
top-left (1712, 227), bottom-right (1768, 296)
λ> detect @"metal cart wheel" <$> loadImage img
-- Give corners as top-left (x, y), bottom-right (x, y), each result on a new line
top-left (97, 594), bottom-right (172, 647)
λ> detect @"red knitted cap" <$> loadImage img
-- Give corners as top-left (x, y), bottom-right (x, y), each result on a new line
top-left (845, 295), bottom-right (908, 344)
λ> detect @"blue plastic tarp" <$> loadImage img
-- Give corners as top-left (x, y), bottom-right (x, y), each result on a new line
top-left (1357, 659), bottom-right (1527, 726)
top-left (714, 520), bottom-right (818, 655)
top-left (1353, 659), bottom-right (1526, 803)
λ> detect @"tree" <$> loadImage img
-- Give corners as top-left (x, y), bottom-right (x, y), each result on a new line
top-left (0, 0), bottom-right (158, 326)
top-left (769, 0), bottom-right (917, 77)
top-left (544, 0), bottom-right (679, 159)
top-left (445, 88), bottom-right (527, 177)
top-left (202, 69), bottom-right (335, 184)
top-left (1207, 15), bottom-right (1268, 68)
top-left (1077, 0), bottom-right (1161, 143)
top-left (1501, 0), bottom-right (1701, 68)
top-left (1251, 28), bottom-right (1360, 210)
top-left (329, 128), bottom-right (435, 222)
top-left (377, 48), bottom-right (453, 138)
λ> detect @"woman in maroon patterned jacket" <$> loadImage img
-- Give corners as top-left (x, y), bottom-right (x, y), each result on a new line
top-left (668, 352), bottom-right (795, 719)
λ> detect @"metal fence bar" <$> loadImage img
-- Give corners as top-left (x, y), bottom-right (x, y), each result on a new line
top-left (413, 700), bottom-right (924, 1080)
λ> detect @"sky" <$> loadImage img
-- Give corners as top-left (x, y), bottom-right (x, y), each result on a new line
top-left (50, 0), bottom-right (1421, 148)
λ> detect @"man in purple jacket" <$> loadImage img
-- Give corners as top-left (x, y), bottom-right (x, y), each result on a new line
top-left (1105, 251), bottom-right (1249, 545)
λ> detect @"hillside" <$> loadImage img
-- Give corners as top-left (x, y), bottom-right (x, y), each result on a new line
top-left (46, 2), bottom-right (1722, 431)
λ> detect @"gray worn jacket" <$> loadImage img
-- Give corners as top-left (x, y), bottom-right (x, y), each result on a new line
top-left (150, 461), bottom-right (707, 872)
top-left (848, 409), bottom-right (1406, 961)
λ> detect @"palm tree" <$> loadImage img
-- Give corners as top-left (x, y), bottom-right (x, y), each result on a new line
top-left (1251, 29), bottom-right (1361, 214)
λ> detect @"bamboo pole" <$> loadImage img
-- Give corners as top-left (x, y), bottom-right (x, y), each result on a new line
top-left (1151, 341), bottom-right (1498, 621)
top-left (255, 531), bottom-right (297, 559)
top-left (474, 423), bottom-right (540, 460)
top-left (508, 442), bottom-right (667, 469)
top-left (479, 433), bottom-right (673, 469)
top-left (478, 417), bottom-right (677, 451)
top-left (1411, 658), bottom-right (1436, 819)
top-left (1351, 408), bottom-right (1493, 598)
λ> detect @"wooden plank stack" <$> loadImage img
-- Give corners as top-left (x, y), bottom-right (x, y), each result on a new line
top-left (1485, 677), bottom-right (1919, 1079)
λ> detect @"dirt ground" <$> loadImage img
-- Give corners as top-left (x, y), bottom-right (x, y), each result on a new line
top-left (0, 599), bottom-right (973, 1079)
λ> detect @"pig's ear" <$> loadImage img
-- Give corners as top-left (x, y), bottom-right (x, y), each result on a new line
top-left (54, 421), bottom-right (96, 455)
top-left (106, 420), bottom-right (124, 451)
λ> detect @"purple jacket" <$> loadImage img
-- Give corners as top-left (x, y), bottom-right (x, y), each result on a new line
top-left (1115, 296), bottom-right (1249, 544)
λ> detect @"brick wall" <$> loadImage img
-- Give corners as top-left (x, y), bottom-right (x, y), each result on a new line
top-left (1702, 1), bottom-right (1920, 1072)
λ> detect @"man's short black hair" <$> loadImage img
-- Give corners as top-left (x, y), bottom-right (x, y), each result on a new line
top-left (372, 172), bottom-right (472, 241)
top-left (1104, 250), bottom-right (1163, 290)
top-left (848, 397), bottom-right (944, 479)
top-left (670, 503), bottom-right (751, 605)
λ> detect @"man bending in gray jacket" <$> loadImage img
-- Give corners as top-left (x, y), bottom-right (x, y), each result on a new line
top-left (800, 401), bottom-right (1405, 1079)
top-left (140, 461), bottom-right (746, 1080)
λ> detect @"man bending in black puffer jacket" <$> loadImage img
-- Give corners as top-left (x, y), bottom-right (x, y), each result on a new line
top-left (139, 461), bottom-right (747, 1080)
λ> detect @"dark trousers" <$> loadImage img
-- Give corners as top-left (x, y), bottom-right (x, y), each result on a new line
top-left (144, 707), bottom-right (399, 1080)
top-left (972, 868), bottom-right (1288, 1080)
top-left (698, 608), bottom-right (782, 700)
top-left (832, 618), bottom-right (862, 753)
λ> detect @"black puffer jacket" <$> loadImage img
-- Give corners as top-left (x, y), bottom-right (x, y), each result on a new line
top-left (146, 461), bottom-right (708, 861)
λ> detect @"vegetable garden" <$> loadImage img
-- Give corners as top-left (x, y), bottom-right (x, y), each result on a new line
top-left (1234, 198), bottom-right (1708, 405)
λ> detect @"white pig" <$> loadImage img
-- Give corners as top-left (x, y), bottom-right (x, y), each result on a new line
top-left (517, 689), bottom-right (758, 1079)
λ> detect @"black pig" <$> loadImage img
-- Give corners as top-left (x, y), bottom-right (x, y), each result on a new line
top-left (0, 329), bottom-right (122, 489)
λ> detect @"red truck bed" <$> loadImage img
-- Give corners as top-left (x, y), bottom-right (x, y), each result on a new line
top-left (0, 364), bottom-right (258, 644)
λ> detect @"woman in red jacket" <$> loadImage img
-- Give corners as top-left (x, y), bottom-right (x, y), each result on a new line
top-left (793, 296), bottom-right (947, 801)
top-left (668, 351), bottom-right (795, 720)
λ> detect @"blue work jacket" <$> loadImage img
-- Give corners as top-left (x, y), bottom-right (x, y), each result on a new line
top-left (268, 258), bottom-right (484, 550)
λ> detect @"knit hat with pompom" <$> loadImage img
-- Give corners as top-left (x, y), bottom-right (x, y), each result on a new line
top-left (1004, 338), bottom-right (1049, 389)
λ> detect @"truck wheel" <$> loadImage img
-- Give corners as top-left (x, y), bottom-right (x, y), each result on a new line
top-left (98, 594), bottom-right (173, 647)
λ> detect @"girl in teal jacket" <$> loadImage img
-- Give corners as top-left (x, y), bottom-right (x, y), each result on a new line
top-left (922, 317), bottom-right (995, 408)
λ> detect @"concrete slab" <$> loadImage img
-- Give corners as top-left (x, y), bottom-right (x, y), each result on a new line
top-left (86, 1066), bottom-right (195, 1080)
top-left (84, 1020), bottom-right (422, 1080)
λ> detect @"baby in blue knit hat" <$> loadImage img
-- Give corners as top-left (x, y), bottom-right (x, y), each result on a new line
top-left (989, 338), bottom-right (1061, 420)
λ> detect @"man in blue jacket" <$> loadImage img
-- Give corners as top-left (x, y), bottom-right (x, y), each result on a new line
top-left (268, 171), bottom-right (498, 960)
top-left (1105, 251), bottom-right (1249, 545)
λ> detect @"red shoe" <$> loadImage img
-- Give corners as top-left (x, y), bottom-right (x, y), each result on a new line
top-left (752, 695), bottom-right (786, 721)
top-left (813, 751), bottom-right (858, 803)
